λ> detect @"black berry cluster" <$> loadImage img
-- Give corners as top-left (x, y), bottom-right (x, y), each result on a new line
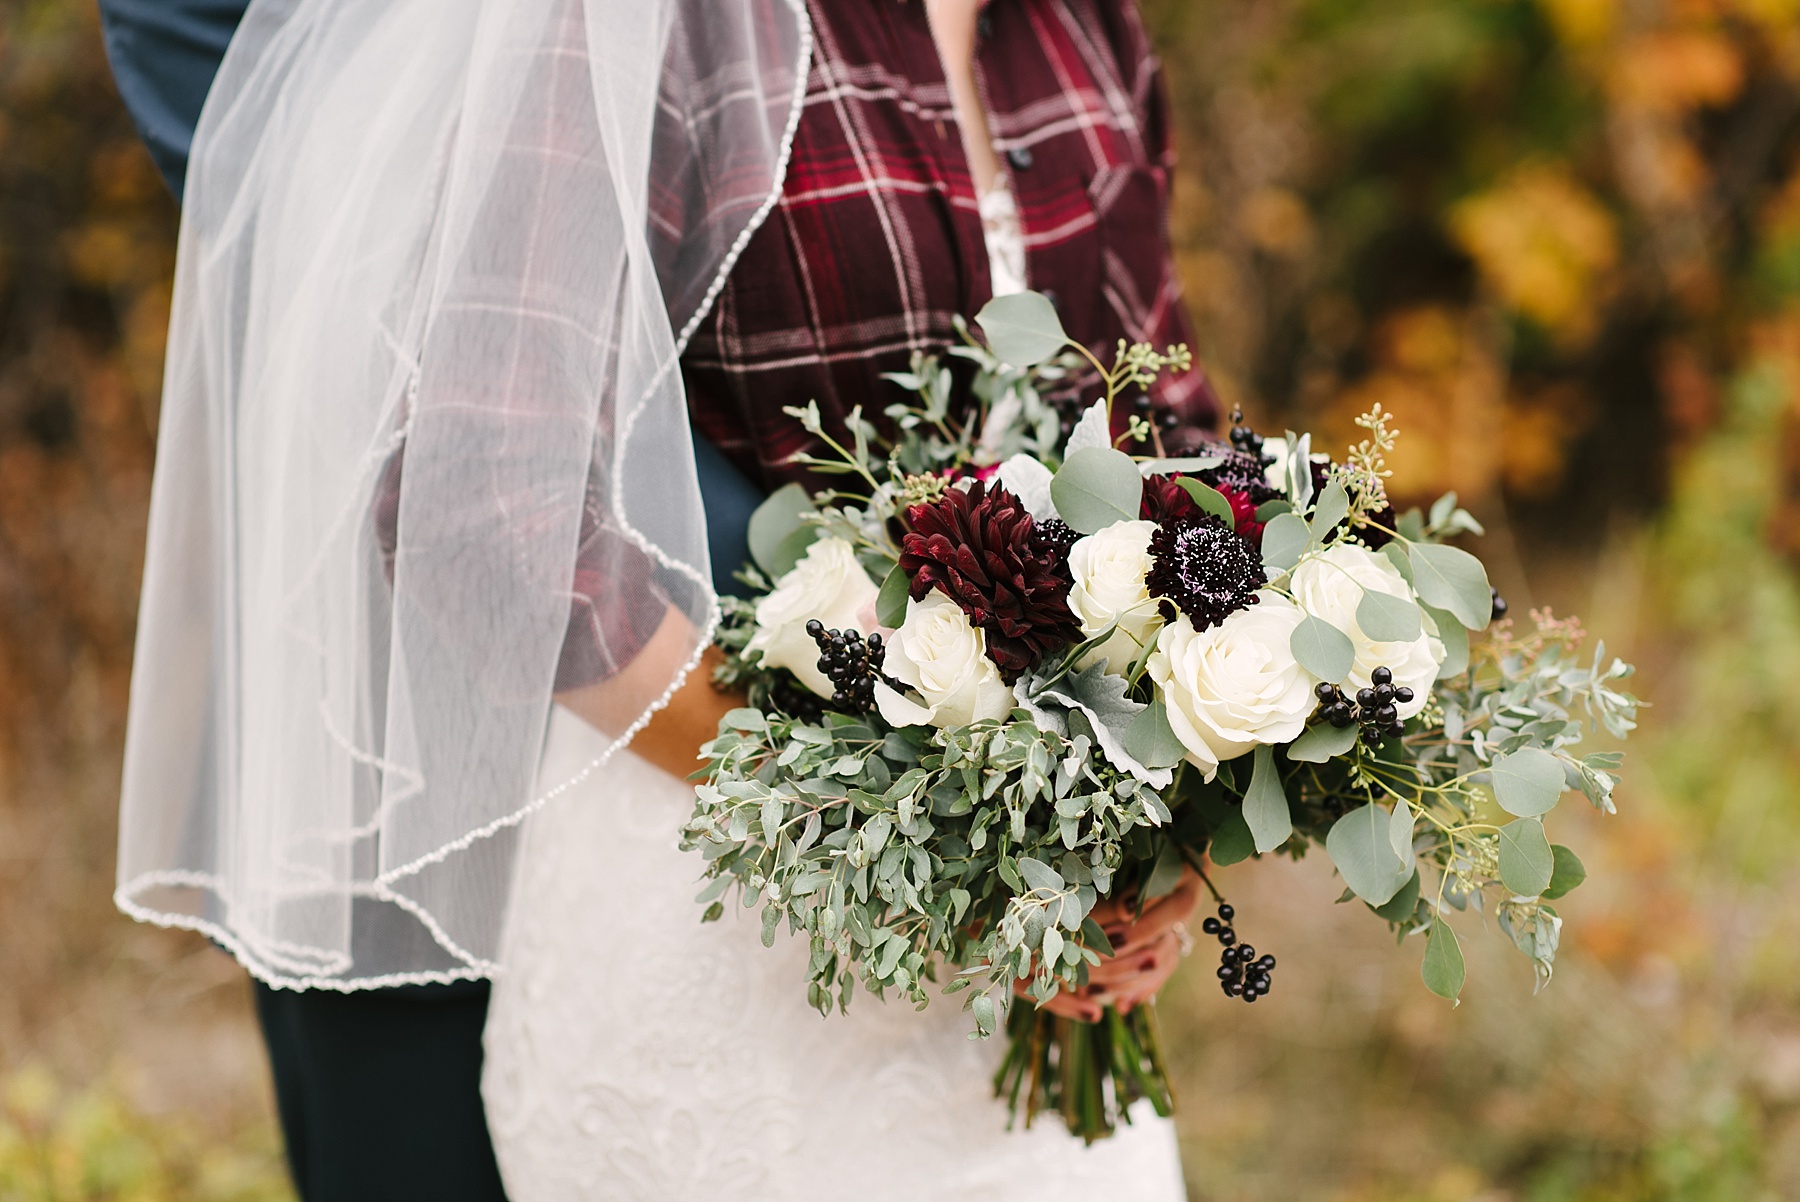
top-left (1311, 665), bottom-right (1414, 746)
top-left (807, 621), bottom-right (901, 714)
top-left (1490, 587), bottom-right (1509, 621)
top-left (1227, 422), bottom-right (1266, 461)
top-left (1203, 902), bottom-right (1275, 1003)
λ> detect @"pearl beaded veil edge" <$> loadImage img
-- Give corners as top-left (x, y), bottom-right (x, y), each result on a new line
top-left (115, 0), bottom-right (812, 989)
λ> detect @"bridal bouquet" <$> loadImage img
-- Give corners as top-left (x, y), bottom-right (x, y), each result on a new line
top-left (680, 292), bottom-right (1639, 1141)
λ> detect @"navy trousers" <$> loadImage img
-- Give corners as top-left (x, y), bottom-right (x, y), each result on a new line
top-left (253, 981), bottom-right (509, 1202)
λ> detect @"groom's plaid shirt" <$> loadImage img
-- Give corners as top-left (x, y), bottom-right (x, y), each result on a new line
top-left (678, 0), bottom-right (1217, 492)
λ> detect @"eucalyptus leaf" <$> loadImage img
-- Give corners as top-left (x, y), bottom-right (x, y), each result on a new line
top-left (1422, 921), bottom-right (1466, 1002)
top-left (1380, 540), bottom-right (1414, 583)
top-left (1255, 499), bottom-right (1292, 521)
top-left (1356, 588), bottom-right (1423, 642)
top-left (1543, 844), bottom-right (1588, 899)
top-left (1286, 720), bottom-right (1359, 764)
top-left (747, 482), bottom-right (817, 577)
top-left (1141, 456), bottom-right (1225, 475)
top-left (1372, 868), bottom-right (1421, 922)
top-left (1326, 803), bottom-right (1412, 905)
top-left (1291, 615), bottom-right (1356, 683)
top-left (1142, 840), bottom-right (1185, 901)
top-left (1407, 541), bottom-right (1492, 631)
top-left (1389, 799), bottom-right (1414, 861)
top-left (1123, 700), bottom-right (1185, 770)
top-left (1490, 748), bottom-right (1566, 817)
top-left (1208, 808), bottom-right (1255, 866)
top-left (1310, 479), bottom-right (1349, 536)
top-left (876, 563), bottom-right (910, 629)
top-left (1243, 745), bottom-right (1292, 854)
top-left (1497, 818), bottom-right (1554, 897)
top-left (1017, 856), bottom-right (1064, 893)
top-left (1051, 446), bottom-right (1143, 534)
top-left (975, 290), bottom-right (1068, 367)
top-left (1425, 605), bottom-right (1469, 678)
top-left (1261, 512), bottom-right (1310, 574)
top-left (1175, 477), bottom-right (1237, 525)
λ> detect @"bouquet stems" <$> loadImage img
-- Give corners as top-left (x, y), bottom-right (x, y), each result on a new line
top-left (991, 999), bottom-right (1177, 1143)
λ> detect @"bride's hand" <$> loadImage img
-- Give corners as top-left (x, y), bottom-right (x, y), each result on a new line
top-left (555, 608), bottom-right (747, 783)
top-left (1019, 867), bottom-right (1204, 1024)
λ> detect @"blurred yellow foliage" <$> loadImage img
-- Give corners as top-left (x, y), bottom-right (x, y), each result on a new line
top-left (0, 1065), bottom-right (293, 1202)
top-left (1611, 29), bottom-right (1745, 114)
top-left (1537, 0), bottom-right (1615, 48)
top-left (1450, 165), bottom-right (1619, 346)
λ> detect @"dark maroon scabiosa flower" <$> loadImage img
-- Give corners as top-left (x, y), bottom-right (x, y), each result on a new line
top-left (1030, 517), bottom-right (1081, 562)
top-left (1145, 516), bottom-right (1267, 630)
top-left (900, 481), bottom-right (1082, 677)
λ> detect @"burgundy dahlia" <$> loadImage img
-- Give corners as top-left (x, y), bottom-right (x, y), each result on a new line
top-left (900, 481), bottom-right (1082, 676)
top-left (1145, 516), bottom-right (1267, 630)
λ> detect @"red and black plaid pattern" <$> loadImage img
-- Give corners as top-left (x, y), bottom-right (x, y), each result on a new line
top-left (680, 0), bottom-right (1217, 491)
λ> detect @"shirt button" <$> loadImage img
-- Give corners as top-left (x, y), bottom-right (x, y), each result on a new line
top-left (1006, 146), bottom-right (1034, 171)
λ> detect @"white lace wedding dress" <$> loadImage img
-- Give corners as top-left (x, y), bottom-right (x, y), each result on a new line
top-left (481, 706), bottom-right (1188, 1201)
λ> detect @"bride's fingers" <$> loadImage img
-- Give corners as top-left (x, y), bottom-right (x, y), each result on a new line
top-left (1103, 875), bottom-right (1204, 958)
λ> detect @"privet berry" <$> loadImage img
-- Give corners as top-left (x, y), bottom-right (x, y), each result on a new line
top-left (807, 621), bottom-right (902, 715)
top-left (1311, 666), bottom-right (1413, 745)
top-left (1202, 902), bottom-right (1276, 1003)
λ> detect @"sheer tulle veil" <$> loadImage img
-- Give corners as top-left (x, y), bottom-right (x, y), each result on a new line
top-left (115, 0), bottom-right (812, 988)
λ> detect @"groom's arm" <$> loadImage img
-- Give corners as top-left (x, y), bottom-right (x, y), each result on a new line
top-left (96, 0), bottom-right (252, 199)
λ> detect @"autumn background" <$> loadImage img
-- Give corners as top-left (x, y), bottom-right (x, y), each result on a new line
top-left (4, 0), bottom-right (1800, 1198)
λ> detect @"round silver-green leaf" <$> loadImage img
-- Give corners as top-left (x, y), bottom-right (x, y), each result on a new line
top-left (747, 482), bottom-right (818, 578)
top-left (1422, 921), bottom-right (1466, 1002)
top-left (1286, 720), bottom-right (1359, 764)
top-left (1356, 588), bottom-right (1422, 642)
top-left (1291, 615), bottom-right (1355, 684)
top-left (1407, 541), bottom-right (1492, 631)
top-left (1326, 803), bottom-right (1412, 906)
top-left (975, 291), bottom-right (1069, 367)
top-left (1489, 747), bottom-right (1566, 817)
top-left (1496, 817), bottom-right (1554, 896)
top-left (1260, 512), bottom-right (1310, 574)
top-left (1543, 844), bottom-right (1588, 899)
top-left (1050, 446), bottom-right (1143, 534)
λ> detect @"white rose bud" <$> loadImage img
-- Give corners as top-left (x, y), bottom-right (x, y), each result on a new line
top-left (1288, 543), bottom-right (1443, 718)
top-left (1145, 593), bottom-right (1316, 780)
top-left (747, 537), bottom-right (880, 698)
top-left (1066, 519), bottom-right (1164, 676)
top-left (873, 592), bottom-right (1015, 729)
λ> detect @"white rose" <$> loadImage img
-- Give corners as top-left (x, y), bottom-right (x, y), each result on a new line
top-left (1287, 543), bottom-right (1443, 718)
top-left (1146, 594), bottom-right (1317, 779)
top-left (747, 537), bottom-right (880, 698)
top-left (873, 592), bottom-right (1015, 729)
top-left (1066, 520), bottom-right (1163, 675)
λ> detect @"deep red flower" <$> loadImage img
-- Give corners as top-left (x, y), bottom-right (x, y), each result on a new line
top-left (900, 481), bottom-right (1082, 677)
top-left (1141, 475), bottom-right (1264, 544)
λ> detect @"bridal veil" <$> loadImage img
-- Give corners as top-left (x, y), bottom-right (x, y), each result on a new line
top-left (116, 0), bottom-right (811, 988)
